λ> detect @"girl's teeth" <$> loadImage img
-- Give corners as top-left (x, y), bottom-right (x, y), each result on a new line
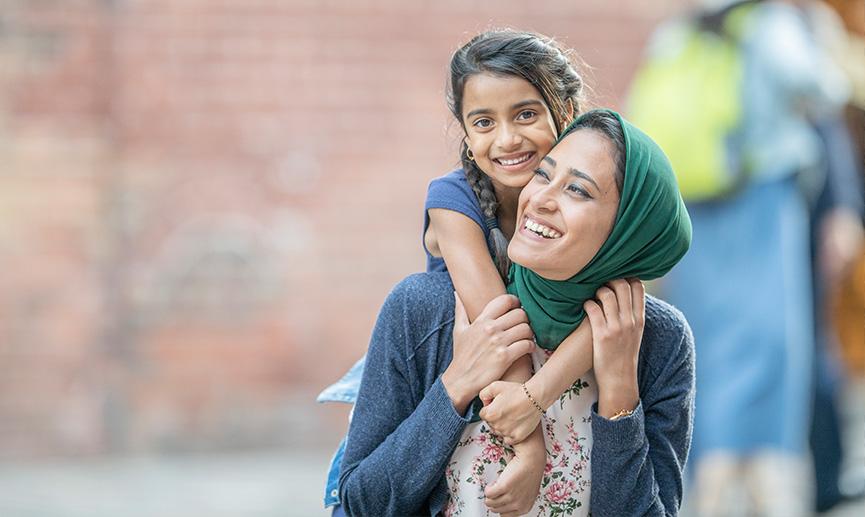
top-left (499, 153), bottom-right (530, 166)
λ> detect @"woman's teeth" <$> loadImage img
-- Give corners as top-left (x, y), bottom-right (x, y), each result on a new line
top-left (524, 219), bottom-right (561, 239)
top-left (497, 153), bottom-right (532, 166)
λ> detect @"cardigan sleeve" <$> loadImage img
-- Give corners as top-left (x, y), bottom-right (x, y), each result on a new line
top-left (338, 275), bottom-right (470, 517)
top-left (589, 310), bottom-right (696, 516)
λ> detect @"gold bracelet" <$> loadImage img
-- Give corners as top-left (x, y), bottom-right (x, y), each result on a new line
top-left (521, 383), bottom-right (545, 414)
top-left (609, 408), bottom-right (635, 421)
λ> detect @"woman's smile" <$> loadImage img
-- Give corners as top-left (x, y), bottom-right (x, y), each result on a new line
top-left (520, 214), bottom-right (563, 240)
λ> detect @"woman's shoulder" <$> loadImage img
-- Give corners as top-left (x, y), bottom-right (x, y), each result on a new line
top-left (643, 295), bottom-right (695, 360)
top-left (639, 294), bottom-right (695, 390)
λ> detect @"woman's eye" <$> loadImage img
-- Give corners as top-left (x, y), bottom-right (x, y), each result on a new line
top-left (533, 168), bottom-right (550, 182)
top-left (473, 118), bottom-right (493, 129)
top-left (567, 184), bottom-right (591, 198)
top-left (517, 110), bottom-right (537, 121)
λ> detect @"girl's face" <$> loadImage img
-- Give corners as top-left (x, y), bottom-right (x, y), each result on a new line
top-left (508, 129), bottom-right (621, 280)
top-left (461, 73), bottom-right (559, 193)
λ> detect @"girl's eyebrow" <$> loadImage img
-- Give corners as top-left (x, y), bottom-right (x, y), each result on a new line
top-left (541, 156), bottom-right (601, 192)
top-left (511, 99), bottom-right (544, 110)
top-left (465, 99), bottom-right (544, 119)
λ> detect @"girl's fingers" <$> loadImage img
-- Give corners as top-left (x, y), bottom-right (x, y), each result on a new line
top-left (485, 480), bottom-right (508, 499)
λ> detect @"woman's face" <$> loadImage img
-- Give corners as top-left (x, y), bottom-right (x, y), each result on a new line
top-left (461, 73), bottom-right (558, 192)
top-left (507, 129), bottom-right (621, 280)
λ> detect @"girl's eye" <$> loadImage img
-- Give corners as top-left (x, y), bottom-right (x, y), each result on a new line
top-left (517, 110), bottom-right (537, 121)
top-left (473, 118), bottom-right (493, 129)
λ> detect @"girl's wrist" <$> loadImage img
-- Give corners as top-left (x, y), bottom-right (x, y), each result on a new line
top-left (525, 376), bottom-right (553, 411)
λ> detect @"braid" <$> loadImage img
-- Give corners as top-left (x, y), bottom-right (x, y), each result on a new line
top-left (461, 144), bottom-right (511, 280)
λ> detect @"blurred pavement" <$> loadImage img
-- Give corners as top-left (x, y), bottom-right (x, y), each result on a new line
top-left (0, 380), bottom-right (861, 517)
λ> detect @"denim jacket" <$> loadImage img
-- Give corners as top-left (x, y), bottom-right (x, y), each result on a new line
top-left (317, 357), bottom-right (365, 507)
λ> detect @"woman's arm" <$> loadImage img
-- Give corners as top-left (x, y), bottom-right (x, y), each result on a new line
top-left (339, 274), bottom-right (534, 516)
top-left (586, 280), bottom-right (695, 516)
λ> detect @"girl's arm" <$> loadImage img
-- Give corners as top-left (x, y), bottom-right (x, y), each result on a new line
top-left (478, 316), bottom-right (594, 444)
top-left (427, 208), bottom-right (534, 385)
top-left (479, 280), bottom-right (642, 444)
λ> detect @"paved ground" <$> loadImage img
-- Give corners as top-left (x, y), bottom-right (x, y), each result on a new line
top-left (0, 381), bottom-right (862, 517)
top-left (0, 449), bottom-right (332, 517)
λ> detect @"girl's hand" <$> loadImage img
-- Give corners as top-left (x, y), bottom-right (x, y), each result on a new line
top-left (478, 380), bottom-right (542, 445)
top-left (583, 278), bottom-right (645, 418)
top-left (442, 292), bottom-right (535, 414)
top-left (484, 426), bottom-right (545, 516)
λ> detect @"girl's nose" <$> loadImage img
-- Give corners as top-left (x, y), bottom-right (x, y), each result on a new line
top-left (496, 124), bottom-right (523, 151)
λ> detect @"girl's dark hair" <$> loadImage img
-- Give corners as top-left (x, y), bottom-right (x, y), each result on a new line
top-left (447, 29), bottom-right (587, 279)
top-left (559, 109), bottom-right (626, 195)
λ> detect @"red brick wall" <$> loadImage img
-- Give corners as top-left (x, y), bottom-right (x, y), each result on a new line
top-left (0, 0), bottom-right (692, 457)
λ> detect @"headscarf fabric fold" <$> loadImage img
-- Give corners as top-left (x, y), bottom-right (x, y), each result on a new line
top-left (507, 109), bottom-right (692, 349)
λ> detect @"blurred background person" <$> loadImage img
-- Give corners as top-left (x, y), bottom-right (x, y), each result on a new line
top-left (629, 0), bottom-right (860, 515)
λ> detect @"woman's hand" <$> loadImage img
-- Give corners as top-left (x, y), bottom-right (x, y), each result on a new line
top-left (584, 278), bottom-right (645, 418)
top-left (478, 380), bottom-right (542, 445)
top-left (442, 292), bottom-right (536, 414)
top-left (484, 425), bottom-right (545, 516)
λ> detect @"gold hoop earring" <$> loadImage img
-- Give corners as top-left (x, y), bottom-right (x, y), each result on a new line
top-left (466, 148), bottom-right (475, 161)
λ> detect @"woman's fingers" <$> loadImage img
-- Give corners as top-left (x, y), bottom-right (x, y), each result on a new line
top-left (477, 294), bottom-right (522, 322)
top-left (583, 299), bottom-right (604, 328)
top-left (501, 321), bottom-right (534, 347)
top-left (608, 279), bottom-right (633, 321)
top-left (628, 278), bottom-right (646, 324)
top-left (494, 306), bottom-right (530, 333)
top-left (453, 291), bottom-right (468, 331)
top-left (596, 285), bottom-right (619, 325)
top-left (505, 339), bottom-right (535, 363)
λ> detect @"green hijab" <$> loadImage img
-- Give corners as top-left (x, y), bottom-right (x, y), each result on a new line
top-left (506, 109), bottom-right (692, 350)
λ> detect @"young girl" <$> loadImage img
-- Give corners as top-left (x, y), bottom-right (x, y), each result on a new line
top-left (323, 29), bottom-right (622, 515)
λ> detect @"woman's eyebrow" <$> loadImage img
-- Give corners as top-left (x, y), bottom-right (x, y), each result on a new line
top-left (541, 156), bottom-right (600, 191)
top-left (568, 168), bottom-right (600, 192)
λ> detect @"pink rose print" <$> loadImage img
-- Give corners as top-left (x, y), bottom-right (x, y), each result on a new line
top-left (481, 443), bottom-right (504, 464)
top-left (545, 480), bottom-right (576, 504)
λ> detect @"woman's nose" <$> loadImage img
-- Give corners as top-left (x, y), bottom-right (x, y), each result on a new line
top-left (529, 184), bottom-right (558, 212)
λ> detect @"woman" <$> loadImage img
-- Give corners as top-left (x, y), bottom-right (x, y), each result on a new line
top-left (338, 110), bottom-right (694, 516)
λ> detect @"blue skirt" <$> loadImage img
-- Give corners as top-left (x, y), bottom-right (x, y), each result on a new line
top-left (662, 176), bottom-right (814, 465)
